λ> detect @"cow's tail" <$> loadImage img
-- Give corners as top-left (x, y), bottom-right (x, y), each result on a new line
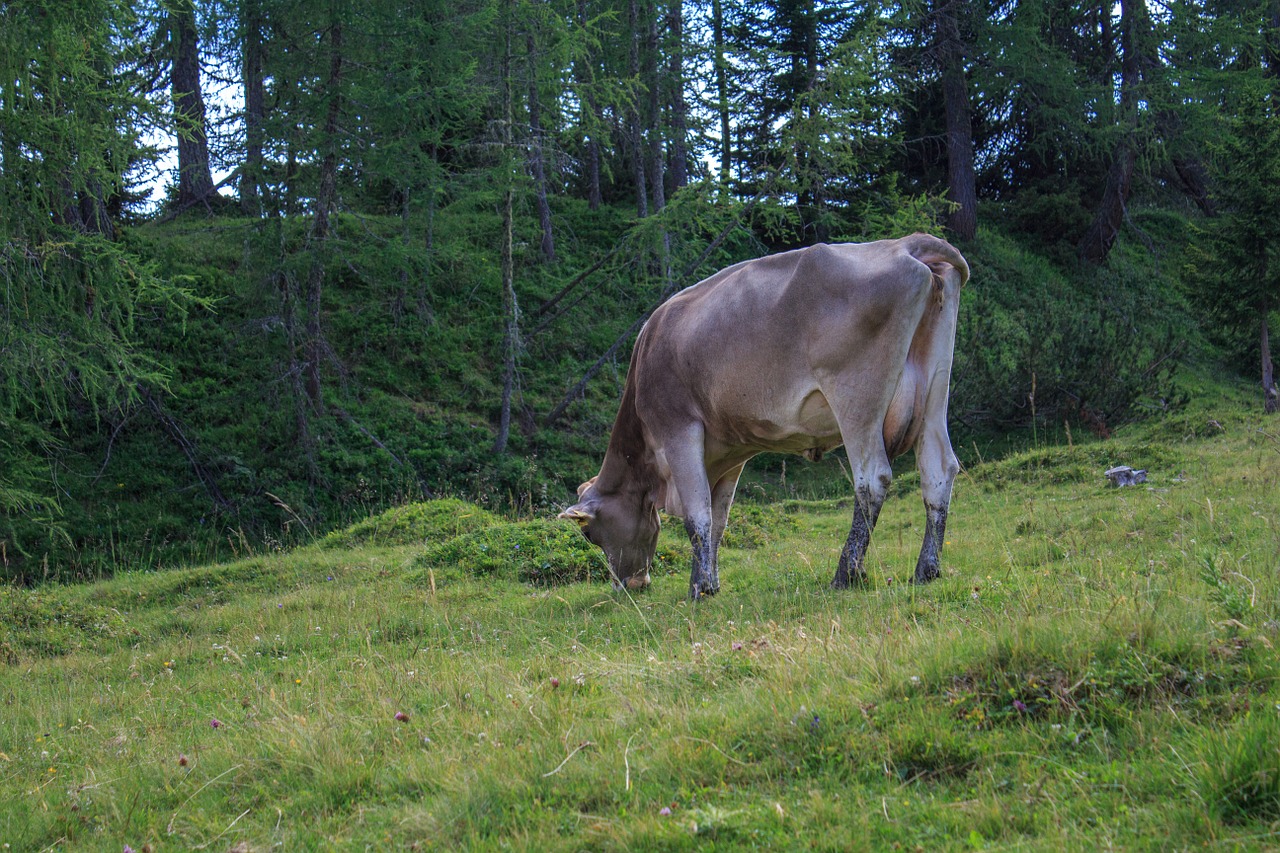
top-left (904, 233), bottom-right (970, 295)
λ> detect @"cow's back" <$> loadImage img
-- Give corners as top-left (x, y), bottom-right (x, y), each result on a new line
top-left (632, 237), bottom-right (952, 446)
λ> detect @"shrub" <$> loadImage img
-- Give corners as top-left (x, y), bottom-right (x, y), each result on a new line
top-left (951, 228), bottom-right (1185, 434)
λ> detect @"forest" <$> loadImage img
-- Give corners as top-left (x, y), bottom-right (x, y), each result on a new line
top-left (1, 0), bottom-right (1278, 581)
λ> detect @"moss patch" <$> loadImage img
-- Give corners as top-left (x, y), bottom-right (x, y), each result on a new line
top-left (0, 588), bottom-right (127, 661)
top-left (410, 519), bottom-right (609, 585)
top-left (722, 503), bottom-right (800, 549)
top-left (318, 498), bottom-right (499, 549)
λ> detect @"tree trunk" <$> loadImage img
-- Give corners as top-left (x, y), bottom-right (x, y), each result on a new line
top-left (712, 0), bottom-right (731, 183)
top-left (169, 0), bottom-right (215, 210)
top-left (646, 0), bottom-right (665, 214)
top-left (629, 0), bottom-right (648, 217)
top-left (576, 0), bottom-right (602, 209)
top-left (1264, 310), bottom-right (1278, 414)
top-left (303, 21), bottom-right (343, 408)
top-left (1079, 0), bottom-right (1147, 265)
top-left (668, 0), bottom-right (688, 190)
top-left (241, 0), bottom-right (264, 215)
top-left (495, 0), bottom-right (520, 453)
top-left (527, 24), bottom-right (555, 262)
top-left (936, 0), bottom-right (977, 241)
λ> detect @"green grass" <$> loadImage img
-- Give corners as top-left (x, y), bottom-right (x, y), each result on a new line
top-left (2, 387), bottom-right (1279, 850)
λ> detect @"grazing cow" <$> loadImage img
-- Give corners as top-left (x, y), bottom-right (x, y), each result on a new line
top-left (560, 233), bottom-right (970, 599)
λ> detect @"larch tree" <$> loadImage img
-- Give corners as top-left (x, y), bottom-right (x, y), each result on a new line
top-left (0, 0), bottom-right (197, 551)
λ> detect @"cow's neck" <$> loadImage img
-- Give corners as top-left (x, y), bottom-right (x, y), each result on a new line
top-left (596, 377), bottom-right (659, 504)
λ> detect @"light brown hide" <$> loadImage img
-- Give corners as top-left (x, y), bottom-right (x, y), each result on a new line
top-left (560, 233), bottom-right (969, 598)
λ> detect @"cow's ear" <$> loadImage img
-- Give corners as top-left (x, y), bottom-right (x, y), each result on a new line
top-left (575, 476), bottom-right (599, 499)
top-left (558, 504), bottom-right (595, 526)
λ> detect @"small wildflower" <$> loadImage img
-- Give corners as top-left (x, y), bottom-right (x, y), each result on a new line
top-left (395, 711), bottom-right (410, 722)
top-left (659, 807), bottom-right (672, 816)
top-left (210, 718), bottom-right (222, 729)
top-left (549, 677), bottom-right (560, 689)
top-left (1013, 699), bottom-right (1028, 713)
top-left (124, 846), bottom-right (135, 853)
top-left (295, 678), bottom-right (302, 684)
top-left (732, 642), bottom-right (743, 651)
top-left (178, 753), bottom-right (189, 766)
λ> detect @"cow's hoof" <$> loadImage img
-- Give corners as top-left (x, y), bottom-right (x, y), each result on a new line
top-left (911, 565), bottom-right (940, 585)
top-left (689, 582), bottom-right (719, 600)
top-left (829, 572), bottom-right (868, 590)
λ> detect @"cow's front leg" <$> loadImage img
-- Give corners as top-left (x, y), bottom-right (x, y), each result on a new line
top-left (831, 450), bottom-right (891, 589)
top-left (661, 424), bottom-right (717, 600)
top-left (913, 424), bottom-right (959, 584)
top-left (684, 516), bottom-right (716, 599)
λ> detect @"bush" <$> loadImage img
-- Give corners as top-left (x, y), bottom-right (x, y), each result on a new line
top-left (951, 228), bottom-right (1185, 434)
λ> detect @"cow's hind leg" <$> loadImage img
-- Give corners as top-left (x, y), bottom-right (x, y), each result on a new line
top-left (708, 464), bottom-right (745, 592)
top-left (831, 444), bottom-right (892, 589)
top-left (913, 422), bottom-right (959, 584)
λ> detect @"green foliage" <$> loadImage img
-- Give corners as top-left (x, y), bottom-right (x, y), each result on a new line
top-left (0, 1), bottom-right (205, 552)
top-left (318, 499), bottom-right (500, 549)
top-left (411, 519), bottom-right (608, 585)
top-left (951, 226), bottom-right (1186, 432)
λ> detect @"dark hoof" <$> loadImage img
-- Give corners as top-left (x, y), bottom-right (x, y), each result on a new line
top-left (830, 572), bottom-right (868, 590)
top-left (911, 565), bottom-right (940, 585)
top-left (689, 581), bottom-right (719, 600)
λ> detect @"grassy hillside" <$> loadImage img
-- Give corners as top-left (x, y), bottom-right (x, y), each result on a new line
top-left (2, 374), bottom-right (1277, 849)
top-left (3, 200), bottom-right (1199, 583)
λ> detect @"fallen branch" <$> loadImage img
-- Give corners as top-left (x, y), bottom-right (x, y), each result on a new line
top-left (535, 246), bottom-right (620, 317)
top-left (140, 385), bottom-right (235, 514)
top-left (330, 405), bottom-right (407, 468)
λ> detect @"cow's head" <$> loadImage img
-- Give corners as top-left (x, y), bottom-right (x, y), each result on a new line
top-left (559, 477), bottom-right (659, 592)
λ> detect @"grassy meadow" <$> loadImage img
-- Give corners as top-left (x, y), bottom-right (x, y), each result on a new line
top-left (2, 379), bottom-right (1279, 851)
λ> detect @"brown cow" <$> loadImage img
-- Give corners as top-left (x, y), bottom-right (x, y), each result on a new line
top-left (560, 233), bottom-right (970, 599)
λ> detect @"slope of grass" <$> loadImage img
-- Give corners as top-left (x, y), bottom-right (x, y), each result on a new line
top-left (2, 384), bottom-right (1278, 850)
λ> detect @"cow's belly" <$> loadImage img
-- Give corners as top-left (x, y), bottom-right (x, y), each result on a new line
top-left (707, 388), bottom-right (843, 458)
